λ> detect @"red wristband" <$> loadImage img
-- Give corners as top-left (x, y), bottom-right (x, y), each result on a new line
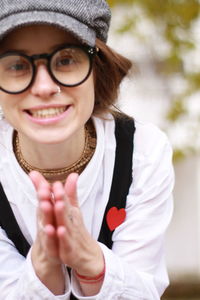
top-left (75, 261), bottom-right (105, 283)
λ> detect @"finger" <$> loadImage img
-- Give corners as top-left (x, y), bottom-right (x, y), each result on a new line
top-left (39, 200), bottom-right (54, 226)
top-left (52, 182), bottom-right (66, 227)
top-left (54, 201), bottom-right (69, 229)
top-left (64, 173), bottom-right (79, 207)
top-left (52, 181), bottom-right (67, 223)
top-left (52, 181), bottom-right (66, 203)
top-left (29, 170), bottom-right (49, 191)
top-left (56, 226), bottom-right (74, 259)
top-left (37, 182), bottom-right (51, 202)
top-left (52, 183), bottom-right (71, 228)
top-left (53, 180), bottom-right (78, 228)
top-left (37, 182), bottom-right (55, 227)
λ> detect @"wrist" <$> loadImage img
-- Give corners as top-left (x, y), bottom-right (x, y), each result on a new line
top-left (31, 248), bottom-right (65, 295)
top-left (31, 243), bottom-right (61, 273)
top-left (74, 257), bottom-right (105, 284)
top-left (74, 243), bottom-right (105, 277)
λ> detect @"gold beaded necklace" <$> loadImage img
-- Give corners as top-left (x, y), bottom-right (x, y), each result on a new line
top-left (13, 121), bottom-right (97, 184)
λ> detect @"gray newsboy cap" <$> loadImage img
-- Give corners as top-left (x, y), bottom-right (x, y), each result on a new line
top-left (0, 0), bottom-right (111, 46)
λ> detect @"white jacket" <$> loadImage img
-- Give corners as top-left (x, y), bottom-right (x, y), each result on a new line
top-left (0, 115), bottom-right (174, 300)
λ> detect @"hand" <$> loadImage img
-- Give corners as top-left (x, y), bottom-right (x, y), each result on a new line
top-left (29, 171), bottom-right (61, 266)
top-left (52, 173), bottom-right (104, 277)
top-left (29, 171), bottom-right (65, 295)
top-left (29, 171), bottom-right (104, 277)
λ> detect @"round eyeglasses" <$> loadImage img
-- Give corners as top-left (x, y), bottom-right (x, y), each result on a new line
top-left (0, 44), bottom-right (99, 94)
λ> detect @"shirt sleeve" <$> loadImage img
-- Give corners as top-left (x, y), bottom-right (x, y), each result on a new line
top-left (71, 122), bottom-right (174, 299)
top-left (0, 231), bottom-right (71, 300)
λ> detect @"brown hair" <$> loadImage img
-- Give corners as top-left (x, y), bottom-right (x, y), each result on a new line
top-left (93, 39), bottom-right (133, 116)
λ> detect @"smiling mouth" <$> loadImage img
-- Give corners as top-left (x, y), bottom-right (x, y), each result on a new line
top-left (25, 106), bottom-right (68, 118)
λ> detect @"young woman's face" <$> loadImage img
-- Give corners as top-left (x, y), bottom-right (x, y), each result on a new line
top-left (0, 25), bottom-right (95, 145)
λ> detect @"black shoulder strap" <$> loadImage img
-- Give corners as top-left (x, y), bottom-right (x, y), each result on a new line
top-left (71, 116), bottom-right (135, 300)
top-left (0, 183), bottom-right (30, 256)
top-left (98, 115), bottom-right (135, 249)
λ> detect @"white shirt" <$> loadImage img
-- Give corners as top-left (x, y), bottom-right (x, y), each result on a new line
top-left (0, 115), bottom-right (174, 300)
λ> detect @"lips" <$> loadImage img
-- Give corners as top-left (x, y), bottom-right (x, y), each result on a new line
top-left (24, 104), bottom-right (72, 125)
top-left (25, 105), bottom-right (68, 119)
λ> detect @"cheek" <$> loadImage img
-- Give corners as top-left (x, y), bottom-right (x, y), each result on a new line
top-left (81, 80), bottom-right (95, 113)
top-left (84, 74), bottom-right (95, 103)
top-left (0, 92), bottom-right (7, 108)
top-left (81, 81), bottom-right (95, 107)
top-left (0, 94), bottom-right (11, 116)
top-left (70, 76), bottom-right (95, 111)
top-left (0, 92), bottom-right (22, 124)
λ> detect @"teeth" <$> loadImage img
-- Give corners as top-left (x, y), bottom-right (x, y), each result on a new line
top-left (30, 107), bottom-right (66, 118)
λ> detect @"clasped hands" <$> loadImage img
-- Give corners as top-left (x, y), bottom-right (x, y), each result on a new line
top-left (29, 170), bottom-right (104, 279)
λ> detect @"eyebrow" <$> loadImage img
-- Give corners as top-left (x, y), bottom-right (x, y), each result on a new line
top-left (0, 42), bottom-right (80, 55)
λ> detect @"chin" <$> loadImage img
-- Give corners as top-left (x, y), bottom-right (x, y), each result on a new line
top-left (33, 135), bottom-right (69, 145)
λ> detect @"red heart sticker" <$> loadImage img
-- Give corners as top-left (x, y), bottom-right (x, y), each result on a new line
top-left (106, 207), bottom-right (126, 231)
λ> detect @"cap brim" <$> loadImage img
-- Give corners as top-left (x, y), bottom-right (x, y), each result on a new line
top-left (0, 11), bottom-right (96, 46)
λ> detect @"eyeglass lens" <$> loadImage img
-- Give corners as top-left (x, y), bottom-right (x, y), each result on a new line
top-left (0, 46), bottom-right (91, 94)
top-left (51, 47), bottom-right (90, 86)
top-left (0, 55), bottom-right (33, 93)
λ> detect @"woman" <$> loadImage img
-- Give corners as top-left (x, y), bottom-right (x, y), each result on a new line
top-left (0, 0), bottom-right (174, 299)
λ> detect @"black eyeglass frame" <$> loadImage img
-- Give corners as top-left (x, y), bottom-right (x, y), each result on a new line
top-left (0, 44), bottom-right (99, 95)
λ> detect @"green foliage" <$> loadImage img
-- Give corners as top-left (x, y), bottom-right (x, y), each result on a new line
top-left (107, 0), bottom-right (200, 160)
top-left (167, 99), bottom-right (187, 122)
top-left (173, 147), bottom-right (197, 162)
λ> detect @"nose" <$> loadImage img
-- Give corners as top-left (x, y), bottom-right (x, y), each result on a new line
top-left (30, 63), bottom-right (59, 98)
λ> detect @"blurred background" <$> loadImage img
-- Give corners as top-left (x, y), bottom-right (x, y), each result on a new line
top-left (107, 0), bottom-right (200, 299)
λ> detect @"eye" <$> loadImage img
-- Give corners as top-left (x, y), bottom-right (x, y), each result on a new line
top-left (52, 47), bottom-right (87, 71)
top-left (56, 56), bottom-right (75, 67)
top-left (8, 57), bottom-right (30, 71)
top-left (9, 62), bottom-right (29, 71)
top-left (0, 55), bottom-right (31, 76)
